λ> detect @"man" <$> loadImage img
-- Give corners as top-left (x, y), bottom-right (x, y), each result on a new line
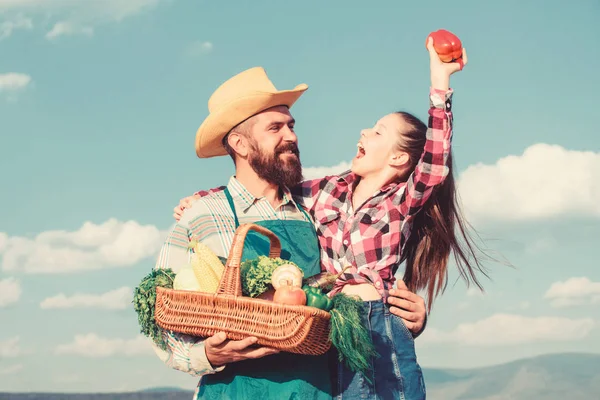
top-left (153, 67), bottom-right (426, 399)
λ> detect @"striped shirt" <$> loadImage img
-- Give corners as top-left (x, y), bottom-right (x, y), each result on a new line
top-left (151, 176), bottom-right (309, 395)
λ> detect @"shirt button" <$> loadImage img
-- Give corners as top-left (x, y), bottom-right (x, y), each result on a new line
top-left (343, 240), bottom-right (348, 245)
top-left (376, 281), bottom-right (381, 288)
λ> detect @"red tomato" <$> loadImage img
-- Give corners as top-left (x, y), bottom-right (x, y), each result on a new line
top-left (426, 29), bottom-right (463, 63)
top-left (273, 284), bottom-right (306, 306)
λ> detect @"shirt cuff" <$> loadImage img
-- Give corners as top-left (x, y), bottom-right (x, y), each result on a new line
top-left (189, 341), bottom-right (226, 375)
top-left (429, 87), bottom-right (453, 111)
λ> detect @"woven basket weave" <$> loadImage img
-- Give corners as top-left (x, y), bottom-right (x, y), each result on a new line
top-left (155, 223), bottom-right (332, 356)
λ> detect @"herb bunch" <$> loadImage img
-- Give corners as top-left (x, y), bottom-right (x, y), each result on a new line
top-left (132, 268), bottom-right (176, 350)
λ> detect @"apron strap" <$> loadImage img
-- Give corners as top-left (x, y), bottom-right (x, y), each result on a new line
top-left (223, 187), bottom-right (240, 228)
top-left (297, 204), bottom-right (312, 224)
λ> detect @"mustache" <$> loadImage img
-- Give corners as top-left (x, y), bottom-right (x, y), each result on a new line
top-left (275, 142), bottom-right (300, 156)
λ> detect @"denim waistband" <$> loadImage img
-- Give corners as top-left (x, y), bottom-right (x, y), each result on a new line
top-left (360, 298), bottom-right (391, 315)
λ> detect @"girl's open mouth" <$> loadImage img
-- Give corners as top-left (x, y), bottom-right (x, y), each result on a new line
top-left (356, 143), bottom-right (366, 159)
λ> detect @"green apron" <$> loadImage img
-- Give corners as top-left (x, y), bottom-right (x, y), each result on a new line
top-left (197, 188), bottom-right (333, 400)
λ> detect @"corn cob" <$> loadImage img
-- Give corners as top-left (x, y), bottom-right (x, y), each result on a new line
top-left (188, 240), bottom-right (225, 293)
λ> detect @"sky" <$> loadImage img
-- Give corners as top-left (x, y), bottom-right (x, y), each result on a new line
top-left (0, 0), bottom-right (599, 393)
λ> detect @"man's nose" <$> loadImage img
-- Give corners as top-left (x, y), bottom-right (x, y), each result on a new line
top-left (282, 126), bottom-right (297, 142)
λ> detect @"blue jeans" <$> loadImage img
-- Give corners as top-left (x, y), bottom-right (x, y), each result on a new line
top-left (335, 299), bottom-right (426, 400)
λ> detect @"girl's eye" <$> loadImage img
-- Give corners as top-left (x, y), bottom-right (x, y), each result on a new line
top-left (375, 131), bottom-right (381, 135)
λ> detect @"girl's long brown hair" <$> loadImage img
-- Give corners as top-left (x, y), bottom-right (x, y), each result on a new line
top-left (396, 112), bottom-right (490, 312)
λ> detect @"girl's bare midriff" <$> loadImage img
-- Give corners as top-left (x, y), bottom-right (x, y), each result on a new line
top-left (341, 283), bottom-right (381, 301)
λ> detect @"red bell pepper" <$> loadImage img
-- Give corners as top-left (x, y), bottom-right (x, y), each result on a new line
top-left (426, 29), bottom-right (463, 63)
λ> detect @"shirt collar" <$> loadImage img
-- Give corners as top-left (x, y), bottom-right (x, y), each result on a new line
top-left (227, 176), bottom-right (297, 213)
top-left (335, 170), bottom-right (398, 195)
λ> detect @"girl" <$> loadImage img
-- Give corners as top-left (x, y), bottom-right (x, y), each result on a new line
top-left (174, 38), bottom-right (486, 400)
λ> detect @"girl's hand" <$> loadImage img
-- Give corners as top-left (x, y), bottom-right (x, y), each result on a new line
top-left (173, 194), bottom-right (200, 221)
top-left (387, 280), bottom-right (427, 337)
top-left (427, 36), bottom-right (468, 91)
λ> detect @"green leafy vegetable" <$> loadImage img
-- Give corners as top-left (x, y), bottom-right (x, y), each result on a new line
top-left (132, 268), bottom-right (176, 350)
top-left (240, 256), bottom-right (301, 298)
top-left (329, 293), bottom-right (378, 379)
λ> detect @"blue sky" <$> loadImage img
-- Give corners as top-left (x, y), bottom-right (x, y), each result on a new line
top-left (1, 0), bottom-right (599, 393)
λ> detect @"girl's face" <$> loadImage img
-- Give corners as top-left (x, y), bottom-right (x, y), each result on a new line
top-left (351, 113), bottom-right (409, 178)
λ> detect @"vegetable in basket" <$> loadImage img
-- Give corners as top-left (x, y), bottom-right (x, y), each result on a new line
top-left (173, 240), bottom-right (224, 293)
top-left (329, 293), bottom-right (378, 379)
top-left (240, 255), bottom-right (303, 298)
top-left (273, 280), bottom-right (307, 305)
top-left (132, 268), bottom-right (176, 350)
top-left (271, 264), bottom-right (303, 289)
top-left (303, 285), bottom-right (333, 311)
top-left (303, 265), bottom-right (351, 293)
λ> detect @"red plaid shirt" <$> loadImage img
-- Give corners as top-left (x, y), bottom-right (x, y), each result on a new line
top-left (293, 88), bottom-right (454, 299)
top-left (194, 87), bottom-right (453, 300)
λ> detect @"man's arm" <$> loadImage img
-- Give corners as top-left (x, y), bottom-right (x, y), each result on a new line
top-left (150, 218), bottom-right (225, 377)
top-left (154, 200), bottom-right (279, 375)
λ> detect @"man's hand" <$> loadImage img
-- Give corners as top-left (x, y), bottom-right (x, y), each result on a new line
top-left (387, 280), bottom-right (427, 337)
top-left (205, 332), bottom-right (280, 368)
top-left (173, 194), bottom-right (200, 221)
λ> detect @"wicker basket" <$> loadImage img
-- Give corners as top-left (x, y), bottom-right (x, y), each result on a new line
top-left (155, 223), bottom-right (332, 356)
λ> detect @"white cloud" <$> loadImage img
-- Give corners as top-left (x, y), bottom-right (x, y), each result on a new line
top-left (0, 218), bottom-right (165, 274)
top-left (0, 363), bottom-right (23, 375)
top-left (420, 314), bottom-right (595, 346)
top-left (303, 161), bottom-right (352, 180)
top-left (0, 277), bottom-right (21, 307)
top-left (458, 144), bottom-right (600, 222)
top-left (0, 232), bottom-right (7, 253)
top-left (0, 73), bottom-right (32, 92)
top-left (185, 40), bottom-right (213, 56)
top-left (46, 21), bottom-right (93, 39)
top-left (0, 337), bottom-right (20, 357)
top-left (0, 13), bottom-right (32, 40)
top-left (40, 286), bottom-right (132, 310)
top-left (55, 334), bottom-right (152, 357)
top-left (0, 0), bottom-right (164, 39)
top-left (544, 277), bottom-right (600, 308)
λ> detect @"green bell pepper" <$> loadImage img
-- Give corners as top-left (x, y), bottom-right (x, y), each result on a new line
top-left (303, 285), bottom-right (333, 311)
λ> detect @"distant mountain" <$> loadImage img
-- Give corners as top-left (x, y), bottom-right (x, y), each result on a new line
top-left (1, 353), bottom-right (598, 400)
top-left (424, 352), bottom-right (600, 400)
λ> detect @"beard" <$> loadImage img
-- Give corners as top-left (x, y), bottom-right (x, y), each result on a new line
top-left (247, 140), bottom-right (303, 189)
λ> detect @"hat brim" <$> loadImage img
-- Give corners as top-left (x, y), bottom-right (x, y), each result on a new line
top-left (195, 84), bottom-right (308, 158)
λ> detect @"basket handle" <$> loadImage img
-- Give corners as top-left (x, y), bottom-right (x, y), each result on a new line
top-left (217, 223), bottom-right (282, 296)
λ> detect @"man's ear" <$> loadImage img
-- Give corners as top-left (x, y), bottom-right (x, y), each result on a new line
top-left (228, 132), bottom-right (249, 158)
top-left (389, 151), bottom-right (410, 167)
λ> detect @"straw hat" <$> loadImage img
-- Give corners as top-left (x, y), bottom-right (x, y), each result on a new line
top-left (195, 67), bottom-right (308, 158)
